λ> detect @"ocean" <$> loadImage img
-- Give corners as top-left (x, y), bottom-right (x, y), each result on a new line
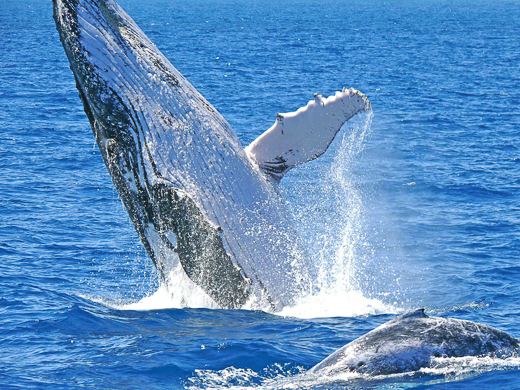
top-left (1, 0), bottom-right (520, 388)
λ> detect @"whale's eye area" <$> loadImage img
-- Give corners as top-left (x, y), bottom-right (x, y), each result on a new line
top-left (433, 352), bottom-right (441, 358)
top-left (357, 361), bottom-right (365, 367)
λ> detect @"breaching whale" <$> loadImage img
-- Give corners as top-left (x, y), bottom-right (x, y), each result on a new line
top-left (311, 309), bottom-right (520, 376)
top-left (53, 0), bottom-right (371, 311)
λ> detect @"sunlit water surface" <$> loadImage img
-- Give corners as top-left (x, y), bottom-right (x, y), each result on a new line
top-left (1, 0), bottom-right (520, 388)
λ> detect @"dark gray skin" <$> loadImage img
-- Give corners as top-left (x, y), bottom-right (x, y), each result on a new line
top-left (311, 309), bottom-right (519, 376)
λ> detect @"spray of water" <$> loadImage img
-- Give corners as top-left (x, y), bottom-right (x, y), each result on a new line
top-left (279, 111), bottom-right (399, 318)
top-left (321, 110), bottom-right (373, 293)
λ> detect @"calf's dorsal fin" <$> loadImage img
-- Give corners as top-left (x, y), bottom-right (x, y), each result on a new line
top-left (397, 308), bottom-right (428, 320)
top-left (245, 88), bottom-right (371, 182)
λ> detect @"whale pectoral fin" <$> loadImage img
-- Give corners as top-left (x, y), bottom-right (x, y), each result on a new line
top-left (245, 88), bottom-right (371, 182)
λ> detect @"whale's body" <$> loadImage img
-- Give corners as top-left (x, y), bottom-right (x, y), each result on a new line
top-left (53, 0), bottom-right (370, 311)
top-left (311, 309), bottom-right (519, 376)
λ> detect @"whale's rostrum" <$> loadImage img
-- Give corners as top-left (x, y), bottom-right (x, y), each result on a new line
top-left (53, 0), bottom-right (371, 311)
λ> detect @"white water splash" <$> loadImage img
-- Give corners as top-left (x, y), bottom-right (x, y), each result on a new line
top-left (421, 355), bottom-right (520, 379)
top-left (114, 264), bottom-right (220, 310)
top-left (279, 288), bottom-right (398, 319)
top-left (280, 111), bottom-right (386, 318)
top-left (318, 110), bottom-right (373, 294)
top-left (185, 367), bottom-right (263, 390)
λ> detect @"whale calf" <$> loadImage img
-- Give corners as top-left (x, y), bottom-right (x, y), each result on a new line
top-left (311, 309), bottom-right (519, 376)
top-left (53, 0), bottom-right (370, 311)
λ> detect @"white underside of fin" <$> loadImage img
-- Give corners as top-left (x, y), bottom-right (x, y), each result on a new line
top-left (245, 88), bottom-right (371, 182)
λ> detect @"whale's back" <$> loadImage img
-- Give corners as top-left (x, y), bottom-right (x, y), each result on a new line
top-left (311, 310), bottom-right (520, 376)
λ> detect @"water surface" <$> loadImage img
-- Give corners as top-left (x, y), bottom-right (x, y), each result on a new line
top-left (1, 0), bottom-right (520, 388)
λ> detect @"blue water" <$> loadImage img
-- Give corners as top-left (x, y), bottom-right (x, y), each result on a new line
top-left (1, 0), bottom-right (520, 388)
